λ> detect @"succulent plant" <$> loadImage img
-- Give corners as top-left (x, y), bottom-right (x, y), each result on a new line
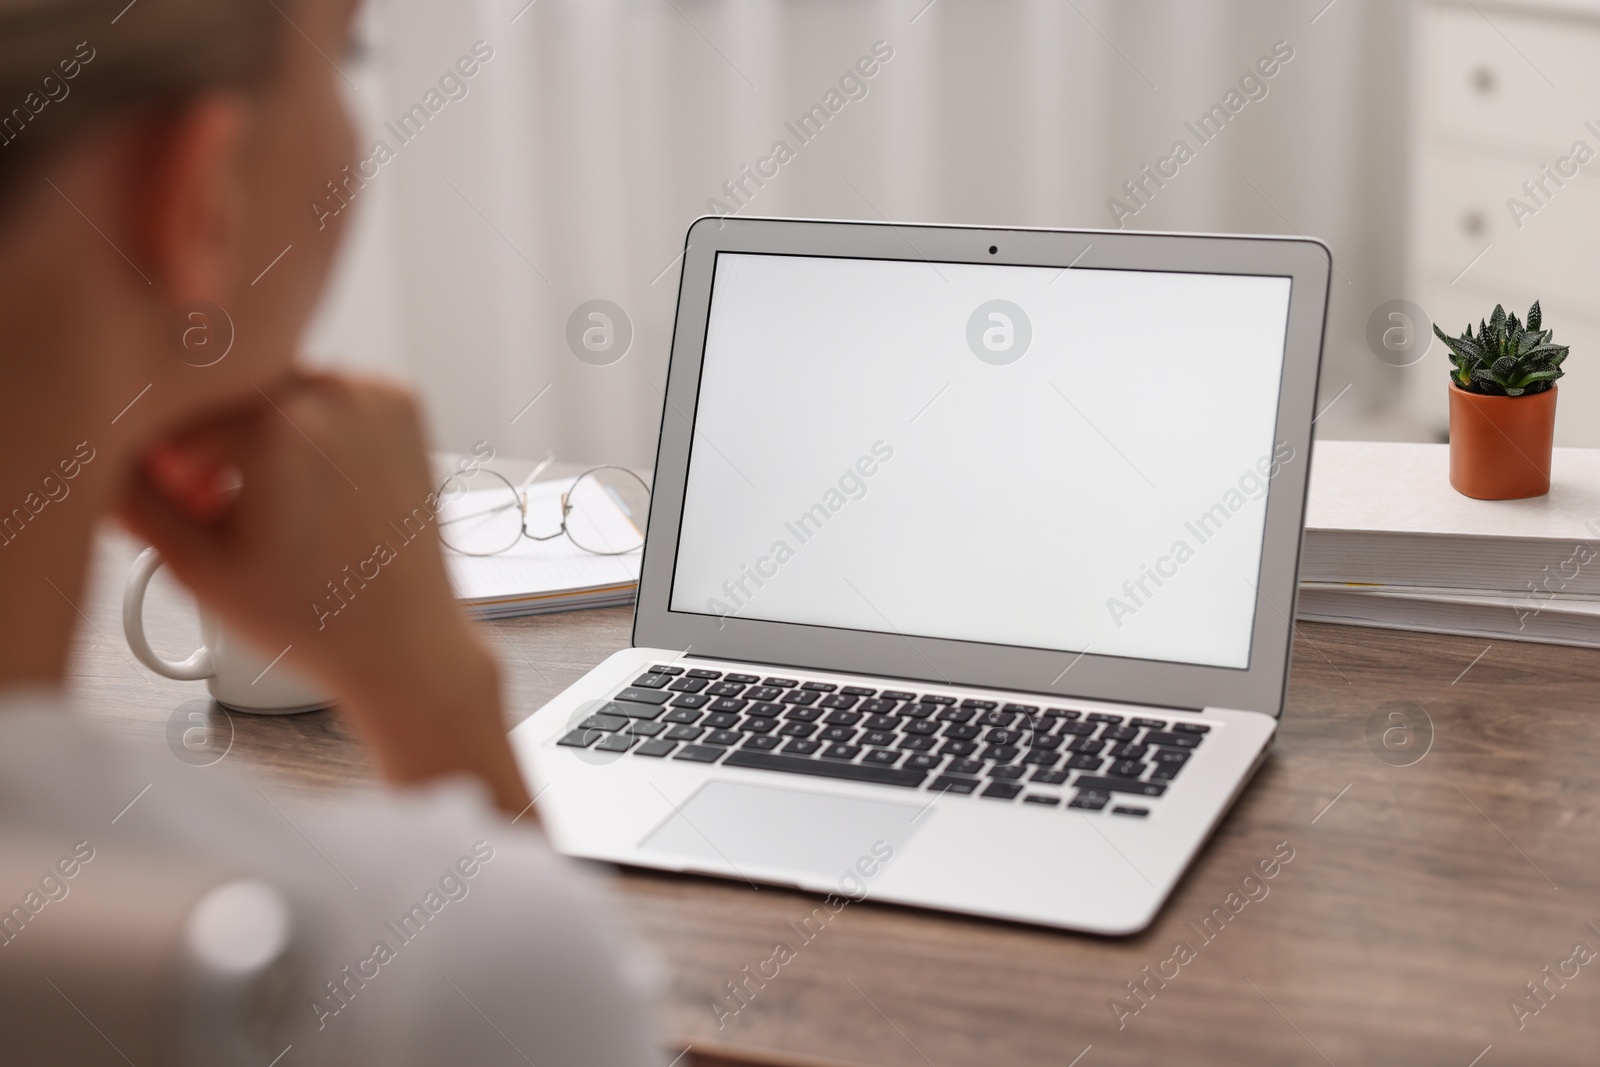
top-left (1433, 301), bottom-right (1567, 397)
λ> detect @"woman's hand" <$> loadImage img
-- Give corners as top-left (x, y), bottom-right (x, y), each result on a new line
top-left (117, 370), bottom-right (532, 817)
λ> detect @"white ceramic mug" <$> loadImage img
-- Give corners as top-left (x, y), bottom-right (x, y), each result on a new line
top-left (122, 547), bottom-right (330, 714)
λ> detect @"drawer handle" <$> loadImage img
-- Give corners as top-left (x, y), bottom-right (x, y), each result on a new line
top-left (1471, 65), bottom-right (1496, 94)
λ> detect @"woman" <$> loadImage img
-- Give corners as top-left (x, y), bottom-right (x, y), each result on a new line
top-left (0, 1), bottom-right (659, 1062)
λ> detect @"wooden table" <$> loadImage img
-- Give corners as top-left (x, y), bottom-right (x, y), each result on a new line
top-left (71, 531), bottom-right (1600, 1067)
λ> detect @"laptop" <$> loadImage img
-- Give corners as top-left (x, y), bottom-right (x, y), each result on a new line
top-left (510, 217), bottom-right (1330, 934)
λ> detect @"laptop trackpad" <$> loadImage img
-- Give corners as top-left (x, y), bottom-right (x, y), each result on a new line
top-left (640, 780), bottom-right (925, 883)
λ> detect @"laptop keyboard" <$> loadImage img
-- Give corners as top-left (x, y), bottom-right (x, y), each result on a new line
top-left (555, 665), bottom-right (1210, 815)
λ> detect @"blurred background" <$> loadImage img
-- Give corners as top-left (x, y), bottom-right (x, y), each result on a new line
top-left (309, 0), bottom-right (1596, 469)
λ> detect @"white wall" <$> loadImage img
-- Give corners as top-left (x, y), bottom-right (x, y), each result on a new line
top-left (313, 0), bottom-right (1414, 467)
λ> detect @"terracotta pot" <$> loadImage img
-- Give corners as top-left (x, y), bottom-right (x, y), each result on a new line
top-left (1448, 383), bottom-right (1557, 499)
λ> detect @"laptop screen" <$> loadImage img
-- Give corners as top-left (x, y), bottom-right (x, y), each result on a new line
top-left (668, 251), bottom-right (1293, 671)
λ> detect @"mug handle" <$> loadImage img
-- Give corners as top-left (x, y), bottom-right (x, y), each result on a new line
top-left (122, 547), bottom-right (215, 682)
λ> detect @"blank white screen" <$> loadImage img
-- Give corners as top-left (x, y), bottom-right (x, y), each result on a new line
top-left (669, 252), bottom-right (1292, 670)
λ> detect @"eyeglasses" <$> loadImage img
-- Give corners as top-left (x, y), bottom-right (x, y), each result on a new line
top-left (436, 454), bottom-right (650, 558)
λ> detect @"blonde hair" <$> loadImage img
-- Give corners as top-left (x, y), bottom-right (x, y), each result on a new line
top-left (0, 0), bottom-right (280, 188)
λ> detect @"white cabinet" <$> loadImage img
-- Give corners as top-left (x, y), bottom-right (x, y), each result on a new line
top-left (1407, 0), bottom-right (1600, 444)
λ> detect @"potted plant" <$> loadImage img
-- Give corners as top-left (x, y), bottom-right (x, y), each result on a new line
top-left (1433, 301), bottom-right (1567, 500)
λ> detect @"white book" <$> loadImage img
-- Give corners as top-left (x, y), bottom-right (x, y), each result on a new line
top-left (441, 477), bottom-right (641, 618)
top-left (1303, 441), bottom-right (1600, 597)
top-left (1297, 583), bottom-right (1600, 649)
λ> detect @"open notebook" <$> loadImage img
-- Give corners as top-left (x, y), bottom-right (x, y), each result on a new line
top-left (441, 476), bottom-right (641, 620)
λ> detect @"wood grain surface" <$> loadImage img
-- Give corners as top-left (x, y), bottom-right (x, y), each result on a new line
top-left (68, 531), bottom-right (1600, 1067)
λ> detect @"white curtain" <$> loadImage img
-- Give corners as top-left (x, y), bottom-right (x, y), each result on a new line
top-left (311, 0), bottom-right (1411, 468)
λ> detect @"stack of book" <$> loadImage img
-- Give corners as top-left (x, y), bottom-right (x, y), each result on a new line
top-left (1297, 441), bottom-right (1600, 647)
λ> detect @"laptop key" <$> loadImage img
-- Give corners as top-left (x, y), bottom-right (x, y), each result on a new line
top-left (930, 775), bottom-right (979, 795)
top-left (898, 735), bottom-right (937, 752)
top-left (1111, 759), bottom-right (1146, 779)
top-left (1101, 726), bottom-right (1139, 742)
top-left (704, 712), bottom-right (740, 728)
top-left (557, 729), bottom-right (600, 748)
top-left (880, 690), bottom-right (917, 701)
top-left (860, 699), bottom-right (898, 714)
top-left (939, 740), bottom-right (978, 757)
top-left (947, 758), bottom-right (985, 775)
top-left (686, 669), bottom-right (722, 679)
top-left (922, 695), bottom-right (956, 705)
top-left (787, 691), bottom-right (820, 706)
top-left (1023, 794), bottom-right (1062, 806)
top-left (1074, 775), bottom-right (1166, 797)
top-left (1031, 769), bottom-right (1070, 785)
top-left (663, 708), bottom-right (702, 724)
top-left (818, 696), bottom-right (857, 711)
top-left (1087, 713), bottom-right (1124, 724)
top-left (783, 739), bottom-right (822, 755)
top-left (1172, 722), bottom-right (1211, 734)
top-left (669, 693), bottom-right (710, 709)
top-left (1022, 750), bottom-right (1060, 767)
top-left (1066, 754), bottom-right (1105, 772)
top-left (744, 734), bottom-right (784, 751)
top-left (981, 782), bottom-right (1023, 800)
top-left (707, 682), bottom-right (746, 697)
top-left (1058, 721), bottom-right (1096, 736)
top-left (1144, 731), bottom-right (1201, 749)
top-left (594, 734), bottom-right (636, 753)
top-left (647, 665), bottom-right (684, 675)
top-left (778, 723), bottom-right (816, 738)
top-left (981, 745), bottom-right (1021, 763)
top-left (822, 743), bottom-right (862, 760)
top-left (988, 765), bottom-right (1026, 780)
top-left (625, 720), bottom-right (667, 737)
top-left (665, 726), bottom-right (705, 742)
top-left (1130, 718), bottom-right (1168, 730)
top-left (724, 750), bottom-right (927, 787)
top-left (801, 681), bottom-right (837, 692)
top-left (1068, 793), bottom-right (1109, 811)
top-left (601, 700), bottom-right (666, 720)
top-left (746, 686), bottom-right (783, 702)
top-left (703, 730), bottom-right (741, 746)
top-left (862, 730), bottom-right (896, 747)
top-left (742, 717), bottom-right (779, 734)
top-left (579, 714), bottom-right (628, 732)
top-left (724, 673), bottom-right (761, 684)
top-left (1002, 703), bottom-right (1040, 714)
top-left (673, 744), bottom-right (724, 763)
top-left (820, 726), bottom-right (858, 743)
top-left (864, 714), bottom-right (899, 731)
top-left (630, 674), bottom-right (670, 689)
top-left (709, 698), bottom-right (748, 713)
top-left (984, 728), bottom-right (1023, 745)
top-left (1067, 739), bottom-right (1107, 755)
top-left (1150, 762), bottom-right (1184, 780)
top-left (905, 754), bottom-right (942, 771)
top-left (615, 688), bottom-right (671, 705)
top-left (1110, 743), bottom-right (1149, 759)
top-left (981, 712), bottom-right (1019, 729)
top-left (960, 699), bottom-right (997, 710)
top-left (863, 749), bottom-right (902, 766)
top-left (667, 677), bottom-right (708, 693)
top-left (903, 720), bottom-right (939, 735)
top-left (1152, 748), bottom-right (1190, 763)
top-left (823, 710), bottom-right (863, 726)
top-left (943, 724), bottom-right (981, 740)
top-left (1047, 708), bottom-right (1083, 720)
top-left (937, 708), bottom-right (975, 723)
top-left (763, 677), bottom-right (798, 687)
top-left (841, 685), bottom-right (876, 696)
top-left (783, 706), bottom-right (822, 722)
top-left (1113, 806), bottom-right (1150, 817)
top-left (634, 739), bottom-right (678, 757)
